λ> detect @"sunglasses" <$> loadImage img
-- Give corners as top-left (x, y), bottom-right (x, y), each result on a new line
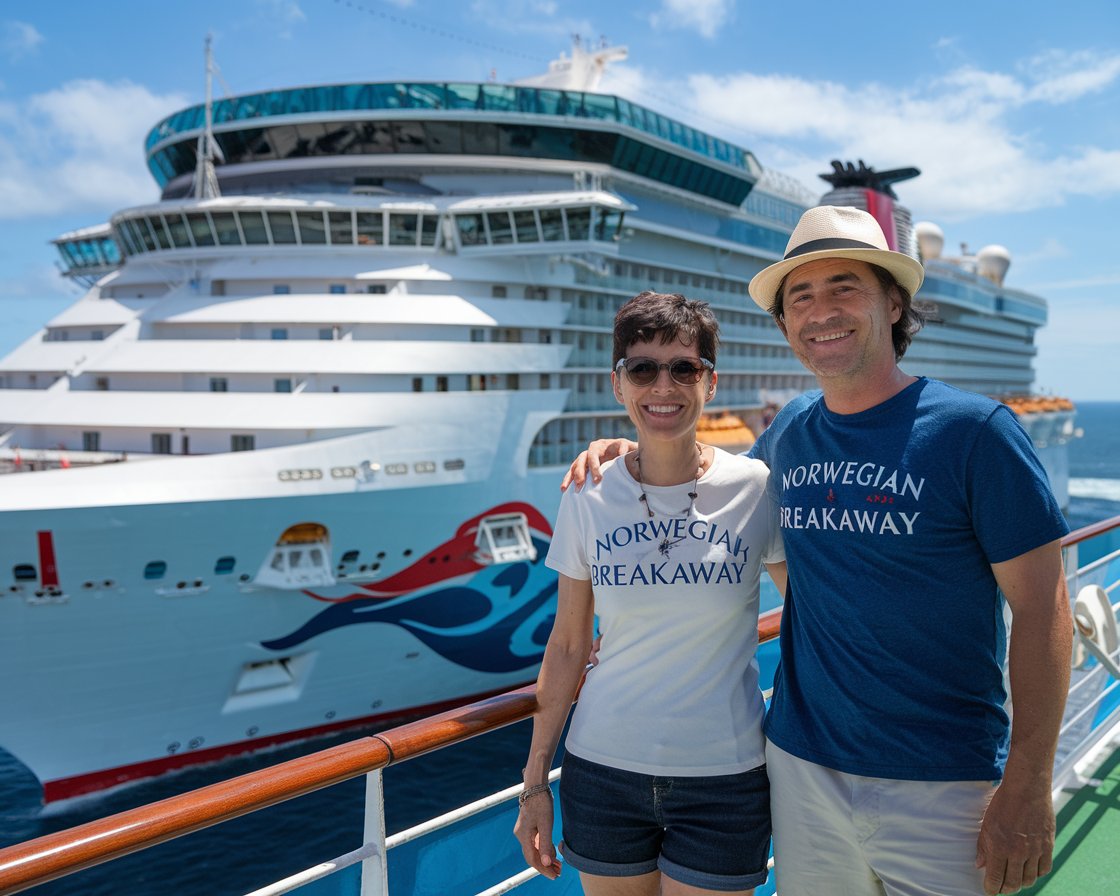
top-left (615, 356), bottom-right (714, 386)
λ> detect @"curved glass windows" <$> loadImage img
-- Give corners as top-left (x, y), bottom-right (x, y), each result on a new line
top-left (388, 213), bottom-right (418, 246)
top-left (165, 213), bottom-right (193, 248)
top-left (486, 211), bottom-right (514, 245)
top-left (355, 211), bottom-right (383, 246)
top-left (212, 211), bottom-right (241, 246)
top-left (328, 211), bottom-right (354, 245)
top-left (539, 208), bottom-right (565, 241)
top-left (566, 208), bottom-right (590, 240)
top-left (187, 212), bottom-right (216, 246)
top-left (296, 211), bottom-right (326, 244)
top-left (240, 210), bottom-right (269, 244)
top-left (456, 213), bottom-right (485, 246)
top-left (419, 215), bottom-right (439, 247)
top-left (513, 210), bottom-right (539, 243)
top-left (268, 211), bottom-right (297, 243)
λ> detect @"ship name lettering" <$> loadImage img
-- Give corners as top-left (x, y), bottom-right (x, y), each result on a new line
top-left (781, 506), bottom-right (920, 535)
top-left (783, 461), bottom-right (924, 500)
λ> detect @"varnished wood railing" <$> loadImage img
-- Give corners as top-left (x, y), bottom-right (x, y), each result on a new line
top-left (0, 606), bottom-right (782, 895)
top-left (2, 514), bottom-right (1116, 895)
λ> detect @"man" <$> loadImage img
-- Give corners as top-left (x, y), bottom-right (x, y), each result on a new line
top-left (564, 205), bottom-right (1073, 896)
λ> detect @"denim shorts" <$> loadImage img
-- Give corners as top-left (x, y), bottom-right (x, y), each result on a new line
top-left (558, 752), bottom-right (771, 891)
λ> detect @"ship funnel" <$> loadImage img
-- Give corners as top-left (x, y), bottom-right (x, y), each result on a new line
top-left (914, 221), bottom-right (944, 261)
top-left (976, 244), bottom-right (1011, 285)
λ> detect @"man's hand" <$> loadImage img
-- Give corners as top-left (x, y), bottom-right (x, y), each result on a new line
top-left (560, 438), bottom-right (638, 491)
top-left (976, 776), bottom-right (1055, 894)
top-left (514, 792), bottom-right (562, 879)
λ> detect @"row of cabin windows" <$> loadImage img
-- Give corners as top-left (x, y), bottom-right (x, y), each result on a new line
top-left (10, 557), bottom-right (236, 584)
top-left (609, 261), bottom-right (751, 299)
top-left (111, 205), bottom-right (619, 258)
top-left (77, 431), bottom-right (255, 454)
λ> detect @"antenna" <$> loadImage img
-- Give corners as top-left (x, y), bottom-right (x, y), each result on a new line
top-left (194, 34), bottom-right (222, 200)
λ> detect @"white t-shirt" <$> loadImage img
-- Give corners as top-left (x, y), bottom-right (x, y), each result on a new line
top-left (546, 447), bottom-right (783, 776)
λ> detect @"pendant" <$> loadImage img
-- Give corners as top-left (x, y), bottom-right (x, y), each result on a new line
top-left (658, 537), bottom-right (682, 558)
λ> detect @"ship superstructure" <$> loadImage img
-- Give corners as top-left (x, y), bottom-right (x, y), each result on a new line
top-left (0, 45), bottom-right (1070, 801)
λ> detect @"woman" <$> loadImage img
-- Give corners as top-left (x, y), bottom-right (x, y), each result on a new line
top-left (515, 291), bottom-right (785, 895)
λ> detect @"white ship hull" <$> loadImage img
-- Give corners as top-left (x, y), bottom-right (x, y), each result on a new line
top-left (0, 416), bottom-right (567, 800)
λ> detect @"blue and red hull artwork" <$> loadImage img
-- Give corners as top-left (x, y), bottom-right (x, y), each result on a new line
top-left (262, 503), bottom-right (557, 673)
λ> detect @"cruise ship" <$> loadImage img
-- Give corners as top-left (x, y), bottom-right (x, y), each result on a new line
top-left (0, 41), bottom-right (1076, 803)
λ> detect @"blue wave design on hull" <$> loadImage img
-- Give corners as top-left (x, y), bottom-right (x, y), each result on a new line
top-left (261, 537), bottom-right (556, 673)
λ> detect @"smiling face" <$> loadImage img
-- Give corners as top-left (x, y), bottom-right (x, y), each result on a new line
top-left (777, 258), bottom-right (902, 387)
top-left (612, 335), bottom-right (716, 448)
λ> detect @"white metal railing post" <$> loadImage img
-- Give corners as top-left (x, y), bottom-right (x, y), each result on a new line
top-left (360, 768), bottom-right (389, 896)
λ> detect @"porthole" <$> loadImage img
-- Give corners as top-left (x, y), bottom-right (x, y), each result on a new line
top-left (214, 556), bottom-right (236, 574)
top-left (144, 561), bottom-right (167, 580)
top-left (12, 564), bottom-right (36, 582)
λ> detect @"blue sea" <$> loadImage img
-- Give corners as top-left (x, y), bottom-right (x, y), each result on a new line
top-left (2, 402), bottom-right (1119, 895)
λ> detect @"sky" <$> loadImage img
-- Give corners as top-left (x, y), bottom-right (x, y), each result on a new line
top-left (0, 0), bottom-right (1118, 400)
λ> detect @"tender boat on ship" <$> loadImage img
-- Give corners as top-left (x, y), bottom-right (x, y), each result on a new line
top-left (0, 41), bottom-right (1079, 804)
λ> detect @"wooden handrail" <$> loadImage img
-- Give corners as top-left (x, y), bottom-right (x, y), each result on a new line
top-left (6, 510), bottom-right (1114, 896)
top-left (1063, 514), bottom-right (1120, 548)
top-left (0, 610), bottom-right (784, 895)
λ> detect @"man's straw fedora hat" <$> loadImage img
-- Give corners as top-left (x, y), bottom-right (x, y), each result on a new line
top-left (748, 205), bottom-right (925, 311)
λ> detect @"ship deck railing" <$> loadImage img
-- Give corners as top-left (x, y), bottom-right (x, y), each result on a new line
top-left (0, 519), bottom-right (1118, 896)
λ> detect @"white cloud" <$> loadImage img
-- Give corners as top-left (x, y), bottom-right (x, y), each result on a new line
top-left (599, 49), bottom-right (1120, 221)
top-left (2, 20), bottom-right (43, 61)
top-left (0, 80), bottom-right (189, 219)
top-left (650, 0), bottom-right (734, 40)
top-left (254, 0), bottom-right (306, 39)
top-left (1022, 49), bottom-right (1120, 103)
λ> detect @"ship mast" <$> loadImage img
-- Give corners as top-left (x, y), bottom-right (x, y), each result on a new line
top-left (194, 34), bottom-right (222, 200)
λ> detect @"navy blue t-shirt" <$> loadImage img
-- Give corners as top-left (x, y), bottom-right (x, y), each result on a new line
top-left (749, 378), bottom-right (1068, 781)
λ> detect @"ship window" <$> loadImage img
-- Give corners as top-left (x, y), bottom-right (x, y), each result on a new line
top-left (596, 211), bottom-right (623, 241)
top-left (238, 211), bottom-right (269, 244)
top-left (232, 435), bottom-right (255, 452)
top-left (95, 376), bottom-right (109, 391)
top-left (367, 284), bottom-right (387, 294)
top-left (136, 218), bottom-right (158, 251)
top-left (149, 216), bottom-right (172, 249)
top-left (486, 211), bottom-right (514, 244)
top-left (116, 220), bottom-right (142, 255)
top-left (388, 213), bottom-right (418, 246)
top-left (443, 459), bottom-right (465, 471)
top-left (539, 208), bottom-right (565, 241)
top-left (165, 213), bottom-right (193, 248)
top-left (267, 211), bottom-right (297, 244)
top-left (274, 378), bottom-right (292, 393)
top-left (319, 328), bottom-right (335, 339)
top-left (296, 211), bottom-right (327, 244)
top-left (328, 211), bottom-right (354, 245)
top-left (513, 210), bottom-right (539, 243)
top-left (328, 284), bottom-right (346, 294)
top-left (436, 376), bottom-right (449, 392)
top-left (340, 550), bottom-right (359, 563)
top-left (419, 215), bottom-right (439, 247)
top-left (211, 211), bottom-right (242, 246)
top-left (144, 561), bottom-right (167, 580)
top-left (12, 564), bottom-right (36, 582)
top-left (214, 556), bottom-right (236, 574)
top-left (82, 431), bottom-right (100, 452)
top-left (491, 285), bottom-right (507, 298)
top-left (271, 328), bottom-right (288, 339)
top-left (456, 214), bottom-right (485, 247)
top-left (151, 433), bottom-right (172, 454)
top-left (565, 208), bottom-right (590, 240)
top-left (355, 212), bottom-right (383, 246)
top-left (187, 212), bottom-right (216, 247)
top-left (412, 377), bottom-right (422, 392)
top-left (210, 377), bottom-right (228, 392)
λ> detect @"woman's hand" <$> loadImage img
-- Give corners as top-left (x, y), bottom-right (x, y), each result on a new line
top-left (560, 438), bottom-right (638, 491)
top-left (514, 789), bottom-right (561, 879)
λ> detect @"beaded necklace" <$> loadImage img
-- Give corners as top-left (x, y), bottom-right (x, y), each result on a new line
top-left (634, 444), bottom-right (704, 558)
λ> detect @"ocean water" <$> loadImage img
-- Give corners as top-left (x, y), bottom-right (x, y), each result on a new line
top-left (2, 402), bottom-right (1119, 894)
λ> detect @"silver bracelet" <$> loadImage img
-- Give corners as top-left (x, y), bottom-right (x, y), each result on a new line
top-left (518, 783), bottom-right (553, 806)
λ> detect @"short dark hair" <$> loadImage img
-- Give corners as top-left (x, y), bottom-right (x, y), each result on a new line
top-left (612, 291), bottom-right (720, 366)
top-left (767, 263), bottom-right (924, 361)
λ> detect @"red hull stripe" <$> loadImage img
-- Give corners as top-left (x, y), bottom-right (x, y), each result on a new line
top-left (41, 682), bottom-right (533, 803)
top-left (37, 531), bottom-right (59, 588)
